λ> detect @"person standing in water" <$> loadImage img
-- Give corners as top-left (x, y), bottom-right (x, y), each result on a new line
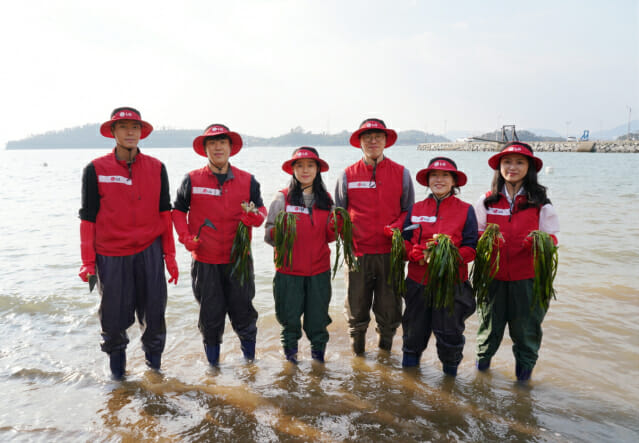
top-left (334, 118), bottom-right (415, 355)
top-left (400, 157), bottom-right (477, 376)
top-left (474, 142), bottom-right (559, 382)
top-left (78, 107), bottom-right (178, 380)
top-left (264, 147), bottom-right (337, 364)
top-left (172, 124), bottom-right (266, 367)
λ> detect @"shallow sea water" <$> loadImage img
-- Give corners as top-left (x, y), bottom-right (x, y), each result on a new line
top-left (0, 146), bottom-right (637, 442)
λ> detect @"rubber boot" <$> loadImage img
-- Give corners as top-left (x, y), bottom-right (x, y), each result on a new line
top-left (311, 349), bottom-right (325, 363)
top-left (378, 335), bottom-right (393, 352)
top-left (284, 348), bottom-right (298, 364)
top-left (204, 344), bottom-right (220, 367)
top-left (476, 358), bottom-right (491, 372)
top-left (109, 350), bottom-right (126, 380)
top-left (240, 340), bottom-right (255, 362)
top-left (516, 362), bottom-right (532, 382)
top-left (442, 364), bottom-right (458, 377)
top-left (402, 352), bottom-right (419, 368)
top-left (145, 352), bottom-right (161, 371)
top-left (351, 334), bottom-right (365, 355)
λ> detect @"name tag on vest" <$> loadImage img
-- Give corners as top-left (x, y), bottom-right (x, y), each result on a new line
top-left (98, 175), bottom-right (132, 186)
top-left (286, 205), bottom-right (310, 215)
top-left (412, 215), bottom-right (437, 223)
top-left (348, 181), bottom-right (376, 189)
top-left (193, 187), bottom-right (222, 196)
top-left (487, 208), bottom-right (510, 216)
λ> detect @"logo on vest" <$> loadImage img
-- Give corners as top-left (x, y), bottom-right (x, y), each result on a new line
top-left (193, 187), bottom-right (222, 196)
top-left (486, 208), bottom-right (510, 216)
top-left (98, 175), bottom-right (132, 185)
top-left (348, 181), bottom-right (376, 189)
top-left (286, 205), bottom-right (310, 215)
top-left (412, 215), bottom-right (437, 223)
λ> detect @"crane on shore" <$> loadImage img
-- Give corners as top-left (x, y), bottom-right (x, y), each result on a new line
top-left (469, 125), bottom-right (518, 144)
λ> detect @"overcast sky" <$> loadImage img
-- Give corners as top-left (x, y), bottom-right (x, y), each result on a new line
top-left (0, 0), bottom-right (637, 146)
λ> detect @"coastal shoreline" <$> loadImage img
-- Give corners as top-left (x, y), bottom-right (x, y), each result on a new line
top-left (417, 140), bottom-right (639, 153)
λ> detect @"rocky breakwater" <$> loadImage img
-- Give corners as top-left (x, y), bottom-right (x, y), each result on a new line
top-left (417, 141), bottom-right (639, 153)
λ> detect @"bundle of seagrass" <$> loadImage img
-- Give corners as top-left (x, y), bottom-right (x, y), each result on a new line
top-left (529, 230), bottom-right (559, 310)
top-left (230, 201), bottom-right (256, 286)
top-left (387, 229), bottom-right (407, 295)
top-left (424, 234), bottom-right (460, 313)
top-left (274, 211), bottom-right (298, 269)
top-left (330, 207), bottom-right (359, 279)
top-left (471, 223), bottom-right (501, 305)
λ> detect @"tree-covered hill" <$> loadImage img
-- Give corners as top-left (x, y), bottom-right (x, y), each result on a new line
top-left (5, 124), bottom-right (449, 149)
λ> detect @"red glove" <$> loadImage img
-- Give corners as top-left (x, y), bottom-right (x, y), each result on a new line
top-left (523, 235), bottom-right (534, 250)
top-left (384, 212), bottom-right (408, 237)
top-left (328, 211), bottom-right (344, 234)
top-left (408, 243), bottom-right (427, 263)
top-left (172, 210), bottom-right (200, 251)
top-left (383, 226), bottom-right (396, 238)
top-left (495, 235), bottom-right (506, 249)
top-left (161, 212), bottom-right (176, 256)
top-left (524, 233), bottom-right (558, 249)
top-left (79, 220), bottom-right (96, 282)
top-left (241, 206), bottom-right (267, 227)
top-left (458, 246), bottom-right (476, 264)
top-left (160, 211), bottom-right (179, 284)
top-left (181, 235), bottom-right (200, 251)
top-left (165, 254), bottom-right (179, 284)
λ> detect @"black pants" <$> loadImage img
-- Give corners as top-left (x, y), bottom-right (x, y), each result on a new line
top-left (345, 253), bottom-right (402, 341)
top-left (96, 238), bottom-right (167, 355)
top-left (401, 278), bottom-right (476, 366)
top-left (191, 260), bottom-right (258, 346)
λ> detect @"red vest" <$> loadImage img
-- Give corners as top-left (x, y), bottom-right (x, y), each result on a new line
top-left (93, 151), bottom-right (164, 256)
top-left (485, 192), bottom-right (540, 281)
top-left (274, 189), bottom-right (335, 276)
top-left (187, 165), bottom-right (252, 264)
top-left (345, 157), bottom-right (404, 255)
top-left (406, 195), bottom-right (472, 284)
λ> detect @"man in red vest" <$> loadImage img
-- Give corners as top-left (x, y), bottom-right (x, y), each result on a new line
top-left (172, 124), bottom-right (266, 367)
top-left (78, 107), bottom-right (178, 380)
top-left (335, 118), bottom-right (414, 355)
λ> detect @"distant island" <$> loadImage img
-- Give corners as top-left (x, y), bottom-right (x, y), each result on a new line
top-left (5, 124), bottom-right (449, 149)
top-left (7, 123), bottom-right (637, 150)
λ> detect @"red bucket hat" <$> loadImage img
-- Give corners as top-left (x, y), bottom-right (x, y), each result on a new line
top-left (282, 147), bottom-right (329, 175)
top-left (488, 142), bottom-right (543, 172)
top-left (193, 124), bottom-right (243, 157)
top-left (416, 156), bottom-right (468, 187)
top-left (100, 107), bottom-right (153, 139)
top-left (349, 118), bottom-right (398, 148)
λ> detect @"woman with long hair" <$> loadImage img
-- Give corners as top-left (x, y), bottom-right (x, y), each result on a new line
top-left (264, 147), bottom-right (337, 364)
top-left (474, 142), bottom-right (560, 382)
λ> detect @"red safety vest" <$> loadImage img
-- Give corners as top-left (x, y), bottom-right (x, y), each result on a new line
top-left (274, 189), bottom-right (335, 276)
top-left (485, 192), bottom-right (540, 281)
top-left (92, 150), bottom-right (164, 256)
top-left (187, 165), bottom-right (252, 264)
top-left (345, 158), bottom-right (404, 255)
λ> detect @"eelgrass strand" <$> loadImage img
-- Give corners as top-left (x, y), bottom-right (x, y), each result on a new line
top-left (230, 221), bottom-right (252, 286)
top-left (331, 207), bottom-right (359, 279)
top-left (387, 229), bottom-right (407, 295)
top-left (471, 223), bottom-right (501, 305)
top-left (424, 234), bottom-right (460, 313)
top-left (274, 211), bottom-right (298, 269)
top-left (530, 230), bottom-right (558, 310)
